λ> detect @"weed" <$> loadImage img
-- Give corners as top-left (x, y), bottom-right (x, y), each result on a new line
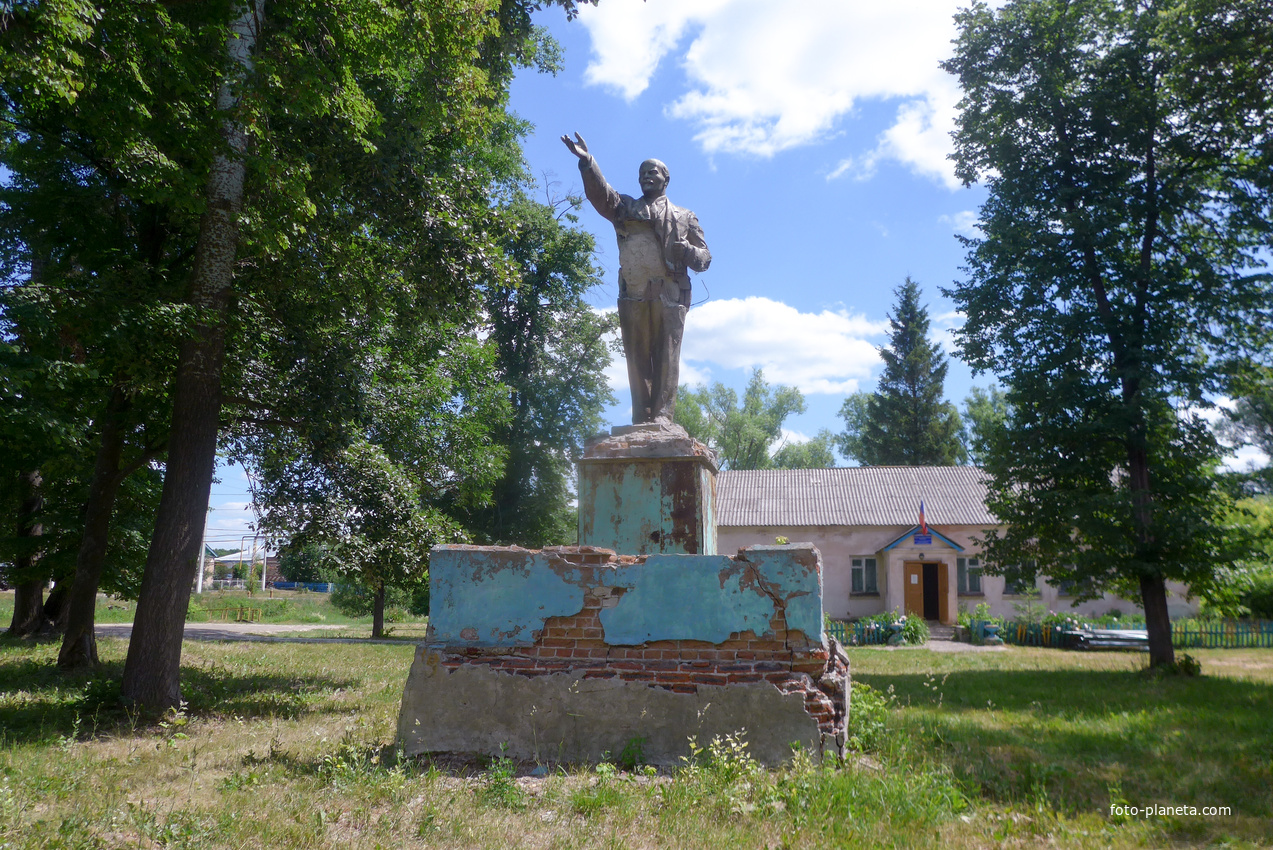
top-left (846, 682), bottom-right (893, 752)
top-left (478, 743), bottom-right (524, 809)
top-left (615, 735), bottom-right (646, 771)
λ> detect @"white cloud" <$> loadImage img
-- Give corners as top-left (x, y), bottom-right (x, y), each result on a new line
top-left (578, 0), bottom-right (974, 187)
top-left (682, 296), bottom-right (885, 394)
top-left (602, 297), bottom-right (881, 405)
top-left (939, 210), bottom-right (980, 237)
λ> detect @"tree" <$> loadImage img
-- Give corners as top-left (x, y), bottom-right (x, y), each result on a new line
top-left (772, 430), bottom-right (838, 469)
top-left (462, 190), bottom-right (616, 547)
top-left (961, 385), bottom-right (1010, 467)
top-left (837, 278), bottom-right (964, 466)
top-left (1221, 372), bottom-right (1273, 459)
top-left (676, 369), bottom-right (806, 470)
top-left (943, 0), bottom-right (1273, 666)
top-left (3, 0), bottom-right (597, 706)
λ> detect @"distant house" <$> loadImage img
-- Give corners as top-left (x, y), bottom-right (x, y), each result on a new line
top-left (716, 466), bottom-right (1198, 625)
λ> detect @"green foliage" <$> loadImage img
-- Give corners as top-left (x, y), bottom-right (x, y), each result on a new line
top-left (275, 541), bottom-right (328, 584)
top-left (1220, 372), bottom-right (1273, 465)
top-left (961, 385), bottom-right (1009, 467)
top-left (901, 615), bottom-right (930, 645)
top-left (478, 745), bottom-right (525, 809)
top-left (943, 0), bottom-right (1273, 662)
top-left (676, 369), bottom-right (806, 470)
top-left (772, 429), bottom-right (838, 469)
top-left (845, 683), bottom-right (893, 752)
top-left (461, 190), bottom-right (616, 548)
top-left (838, 278), bottom-right (964, 466)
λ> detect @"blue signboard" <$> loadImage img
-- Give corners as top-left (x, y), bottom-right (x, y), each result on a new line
top-left (913, 535), bottom-right (932, 545)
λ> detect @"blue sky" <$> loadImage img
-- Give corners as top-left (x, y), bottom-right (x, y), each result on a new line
top-left (511, 0), bottom-right (987, 439)
top-left (205, 0), bottom-right (1265, 542)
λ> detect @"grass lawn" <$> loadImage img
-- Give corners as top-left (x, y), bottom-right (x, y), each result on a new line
top-left (0, 626), bottom-right (1269, 847)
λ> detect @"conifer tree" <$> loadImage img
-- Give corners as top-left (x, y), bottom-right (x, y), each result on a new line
top-left (839, 278), bottom-right (964, 466)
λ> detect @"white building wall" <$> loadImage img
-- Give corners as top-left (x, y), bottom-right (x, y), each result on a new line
top-left (718, 523), bottom-right (1199, 622)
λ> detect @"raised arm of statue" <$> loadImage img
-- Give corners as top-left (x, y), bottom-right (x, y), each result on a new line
top-left (561, 131), bottom-right (621, 224)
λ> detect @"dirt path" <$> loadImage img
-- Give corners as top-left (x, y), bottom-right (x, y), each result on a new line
top-left (94, 622), bottom-right (408, 645)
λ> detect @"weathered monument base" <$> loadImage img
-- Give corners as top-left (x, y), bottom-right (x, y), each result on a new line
top-left (577, 423), bottom-right (718, 556)
top-left (397, 544), bottom-right (848, 766)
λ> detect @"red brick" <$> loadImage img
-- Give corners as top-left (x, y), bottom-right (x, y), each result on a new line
top-left (540, 638), bottom-right (574, 648)
top-left (690, 673), bottom-right (729, 686)
top-left (725, 673), bottom-right (763, 684)
top-left (670, 683), bottom-right (698, 694)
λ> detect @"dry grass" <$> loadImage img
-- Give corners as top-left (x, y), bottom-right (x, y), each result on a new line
top-left (1, 633), bottom-right (1270, 848)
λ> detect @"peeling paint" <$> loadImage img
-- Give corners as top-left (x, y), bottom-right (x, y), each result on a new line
top-left (598, 555), bottom-right (774, 645)
top-left (578, 431), bottom-right (717, 556)
top-left (429, 546), bottom-right (586, 646)
top-left (429, 544), bottom-right (822, 649)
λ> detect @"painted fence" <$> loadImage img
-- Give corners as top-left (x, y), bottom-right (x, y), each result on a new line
top-left (824, 620), bottom-right (889, 647)
top-left (828, 618), bottom-right (1273, 650)
top-left (974, 618), bottom-right (1273, 649)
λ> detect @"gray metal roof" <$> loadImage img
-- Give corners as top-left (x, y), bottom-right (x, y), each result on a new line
top-left (716, 466), bottom-right (997, 528)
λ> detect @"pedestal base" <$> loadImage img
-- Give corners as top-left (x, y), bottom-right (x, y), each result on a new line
top-left (577, 423), bottom-right (718, 555)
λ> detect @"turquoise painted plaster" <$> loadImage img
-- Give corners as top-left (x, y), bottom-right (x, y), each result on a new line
top-left (429, 547), bottom-right (584, 646)
top-left (580, 467), bottom-right (665, 555)
top-left (739, 546), bottom-right (824, 641)
top-left (600, 555), bottom-right (775, 644)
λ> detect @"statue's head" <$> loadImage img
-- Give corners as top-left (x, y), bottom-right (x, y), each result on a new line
top-left (638, 159), bottom-right (669, 199)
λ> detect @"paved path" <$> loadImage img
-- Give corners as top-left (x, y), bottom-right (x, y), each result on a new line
top-left (94, 622), bottom-right (409, 645)
top-left (95, 622), bottom-right (1005, 651)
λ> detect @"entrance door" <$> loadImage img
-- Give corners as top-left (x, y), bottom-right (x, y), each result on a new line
top-left (903, 562), bottom-right (924, 618)
top-left (904, 561), bottom-right (947, 621)
top-left (922, 562), bottom-right (940, 620)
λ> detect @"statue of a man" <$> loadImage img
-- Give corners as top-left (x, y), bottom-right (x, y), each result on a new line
top-left (562, 133), bottom-right (711, 425)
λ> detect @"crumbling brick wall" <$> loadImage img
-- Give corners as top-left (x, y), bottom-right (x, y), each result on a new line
top-left (423, 545), bottom-right (848, 746)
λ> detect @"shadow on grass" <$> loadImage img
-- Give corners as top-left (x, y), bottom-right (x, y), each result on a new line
top-left (855, 668), bottom-right (1273, 820)
top-left (0, 640), bottom-right (361, 747)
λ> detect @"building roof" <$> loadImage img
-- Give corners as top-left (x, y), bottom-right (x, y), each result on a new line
top-left (716, 466), bottom-right (997, 528)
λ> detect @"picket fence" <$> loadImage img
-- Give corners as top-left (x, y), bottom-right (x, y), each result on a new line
top-left (825, 618), bottom-right (1273, 649)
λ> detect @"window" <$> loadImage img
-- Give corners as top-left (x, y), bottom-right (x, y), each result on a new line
top-left (1055, 576), bottom-right (1094, 597)
top-left (957, 557), bottom-right (982, 595)
top-left (1003, 561), bottom-right (1036, 595)
top-left (851, 557), bottom-right (878, 595)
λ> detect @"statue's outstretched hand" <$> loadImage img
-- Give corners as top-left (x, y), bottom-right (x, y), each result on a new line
top-left (561, 132), bottom-right (589, 160)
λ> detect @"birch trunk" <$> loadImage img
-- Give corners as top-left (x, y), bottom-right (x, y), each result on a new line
top-left (121, 0), bottom-right (265, 710)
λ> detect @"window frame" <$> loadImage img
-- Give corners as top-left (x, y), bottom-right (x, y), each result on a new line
top-left (850, 557), bottom-right (878, 596)
top-left (957, 556), bottom-right (983, 596)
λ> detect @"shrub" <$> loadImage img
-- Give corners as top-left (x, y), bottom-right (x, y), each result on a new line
top-left (901, 616), bottom-right (929, 645)
top-left (846, 683), bottom-right (893, 752)
top-left (1245, 572), bottom-right (1273, 620)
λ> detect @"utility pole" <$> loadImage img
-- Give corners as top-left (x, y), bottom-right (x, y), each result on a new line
top-left (196, 508), bottom-right (210, 594)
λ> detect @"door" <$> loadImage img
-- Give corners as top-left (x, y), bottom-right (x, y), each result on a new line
top-left (903, 562), bottom-right (924, 617)
top-left (922, 562), bottom-right (940, 620)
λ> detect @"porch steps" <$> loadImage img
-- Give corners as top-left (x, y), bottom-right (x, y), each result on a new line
top-left (927, 622), bottom-right (956, 641)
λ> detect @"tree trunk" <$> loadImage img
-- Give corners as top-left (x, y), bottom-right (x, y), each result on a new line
top-left (59, 388), bottom-right (130, 669)
top-left (1127, 434), bottom-right (1174, 667)
top-left (372, 582), bottom-right (386, 639)
top-left (1140, 573), bottom-right (1174, 667)
top-left (120, 0), bottom-right (263, 711)
top-left (6, 470), bottom-right (48, 638)
top-left (42, 581), bottom-right (71, 632)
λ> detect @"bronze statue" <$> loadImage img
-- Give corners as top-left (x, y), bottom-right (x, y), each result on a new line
top-left (562, 133), bottom-right (711, 425)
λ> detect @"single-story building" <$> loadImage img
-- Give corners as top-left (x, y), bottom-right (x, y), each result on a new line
top-left (716, 466), bottom-right (1198, 625)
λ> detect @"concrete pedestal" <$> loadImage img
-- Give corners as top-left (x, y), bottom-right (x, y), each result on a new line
top-left (577, 423), bottom-right (718, 555)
